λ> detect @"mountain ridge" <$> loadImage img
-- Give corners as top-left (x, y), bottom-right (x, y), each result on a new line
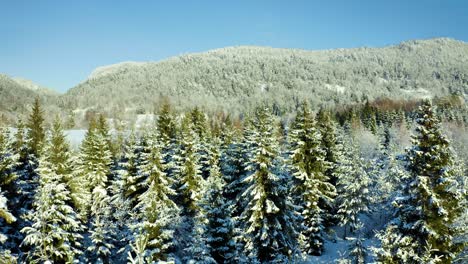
top-left (1, 37), bottom-right (467, 125)
top-left (61, 37), bottom-right (468, 118)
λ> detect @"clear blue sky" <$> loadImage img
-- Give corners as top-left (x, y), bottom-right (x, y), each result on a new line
top-left (1, 0), bottom-right (467, 92)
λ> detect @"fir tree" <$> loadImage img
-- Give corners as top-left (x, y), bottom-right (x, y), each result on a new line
top-left (131, 132), bottom-right (180, 262)
top-left (376, 100), bottom-right (464, 263)
top-left (289, 103), bottom-right (335, 255)
top-left (174, 115), bottom-right (204, 215)
top-left (335, 136), bottom-right (371, 238)
top-left (118, 132), bottom-right (146, 209)
top-left (21, 120), bottom-right (83, 263)
top-left (200, 144), bottom-right (236, 263)
top-left (75, 118), bottom-right (115, 262)
top-left (0, 130), bottom-right (17, 262)
top-left (26, 98), bottom-right (45, 158)
top-left (0, 187), bottom-right (16, 262)
top-left (157, 99), bottom-right (177, 146)
top-left (0, 128), bottom-right (19, 233)
top-left (240, 107), bottom-right (300, 263)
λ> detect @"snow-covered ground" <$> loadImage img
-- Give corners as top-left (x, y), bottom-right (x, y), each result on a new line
top-left (305, 238), bottom-right (378, 263)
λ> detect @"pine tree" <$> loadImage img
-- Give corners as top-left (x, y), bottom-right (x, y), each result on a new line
top-left (9, 120), bottom-right (38, 253)
top-left (131, 132), bottom-right (180, 262)
top-left (75, 118), bottom-right (115, 262)
top-left (289, 103), bottom-right (335, 255)
top-left (0, 128), bottom-right (19, 232)
top-left (335, 136), bottom-right (371, 238)
top-left (157, 100), bottom-right (178, 189)
top-left (376, 101), bottom-right (464, 263)
top-left (21, 119), bottom-right (83, 263)
top-left (117, 132), bottom-right (146, 209)
top-left (0, 130), bottom-right (17, 261)
top-left (174, 115), bottom-right (204, 215)
top-left (185, 213), bottom-right (217, 264)
top-left (0, 187), bottom-right (16, 262)
top-left (26, 98), bottom-right (45, 158)
top-left (157, 99), bottom-right (177, 147)
top-left (200, 144), bottom-right (236, 263)
top-left (317, 109), bottom-right (340, 186)
top-left (240, 107), bottom-right (300, 262)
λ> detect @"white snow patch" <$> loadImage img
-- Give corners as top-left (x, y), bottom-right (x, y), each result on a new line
top-left (400, 88), bottom-right (432, 99)
top-left (325, 84), bottom-right (346, 93)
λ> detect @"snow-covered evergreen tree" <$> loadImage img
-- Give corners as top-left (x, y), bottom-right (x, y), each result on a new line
top-left (117, 132), bottom-right (146, 209)
top-left (376, 100), bottom-right (464, 263)
top-left (240, 107), bottom-right (301, 263)
top-left (289, 102), bottom-right (336, 256)
top-left (185, 213), bottom-right (216, 264)
top-left (199, 143), bottom-right (236, 263)
top-left (130, 132), bottom-right (180, 262)
top-left (0, 131), bottom-right (17, 263)
top-left (75, 117), bottom-right (115, 262)
top-left (21, 119), bottom-right (83, 263)
top-left (0, 187), bottom-right (16, 262)
top-left (335, 135), bottom-right (371, 238)
top-left (0, 127), bottom-right (19, 251)
top-left (174, 114), bottom-right (204, 215)
top-left (26, 98), bottom-right (45, 158)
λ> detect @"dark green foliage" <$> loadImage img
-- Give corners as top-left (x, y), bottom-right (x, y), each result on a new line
top-left (26, 98), bottom-right (45, 157)
top-left (240, 107), bottom-right (301, 262)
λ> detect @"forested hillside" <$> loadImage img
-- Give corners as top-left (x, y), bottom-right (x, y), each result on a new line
top-left (62, 38), bottom-right (468, 119)
top-left (0, 74), bottom-right (60, 124)
top-left (0, 97), bottom-right (466, 263)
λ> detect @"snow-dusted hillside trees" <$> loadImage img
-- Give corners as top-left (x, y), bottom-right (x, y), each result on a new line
top-left (0, 97), bottom-right (466, 263)
top-left (2, 38), bottom-right (468, 128)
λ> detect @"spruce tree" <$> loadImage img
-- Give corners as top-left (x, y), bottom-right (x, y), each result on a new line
top-left (200, 144), bottom-right (236, 263)
top-left (376, 101), bottom-right (464, 263)
top-left (289, 103), bottom-right (335, 255)
top-left (240, 107), bottom-right (300, 262)
top-left (117, 132), bottom-right (146, 209)
top-left (0, 129), bottom-right (18, 261)
top-left (335, 136), bottom-right (371, 238)
top-left (26, 98), bottom-right (45, 158)
top-left (174, 115), bottom-right (204, 215)
top-left (75, 118), bottom-right (115, 262)
top-left (21, 119), bottom-right (83, 263)
top-left (157, 99), bottom-right (177, 146)
top-left (132, 132), bottom-right (180, 262)
top-left (0, 187), bottom-right (16, 262)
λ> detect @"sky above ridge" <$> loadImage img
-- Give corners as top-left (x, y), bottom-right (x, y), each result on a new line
top-left (1, 0), bottom-right (467, 92)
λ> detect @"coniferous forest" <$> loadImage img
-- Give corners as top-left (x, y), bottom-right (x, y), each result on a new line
top-left (0, 96), bottom-right (466, 264)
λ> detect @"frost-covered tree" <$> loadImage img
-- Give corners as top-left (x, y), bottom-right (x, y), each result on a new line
top-left (335, 136), bottom-right (371, 238)
top-left (0, 137), bottom-right (17, 262)
top-left (316, 109), bottom-right (340, 186)
top-left (240, 107), bottom-right (300, 262)
top-left (21, 119), bottom-right (83, 263)
top-left (174, 115), bottom-right (204, 215)
top-left (376, 100), bottom-right (464, 263)
top-left (289, 102), bottom-right (335, 256)
top-left (117, 132), bottom-right (146, 209)
top-left (75, 118), bottom-right (115, 262)
top-left (0, 128), bottom-right (19, 248)
top-left (130, 132), bottom-right (180, 262)
top-left (0, 187), bottom-right (16, 262)
top-left (199, 144), bottom-right (236, 263)
top-left (185, 213), bottom-right (217, 264)
top-left (157, 99), bottom-right (177, 147)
